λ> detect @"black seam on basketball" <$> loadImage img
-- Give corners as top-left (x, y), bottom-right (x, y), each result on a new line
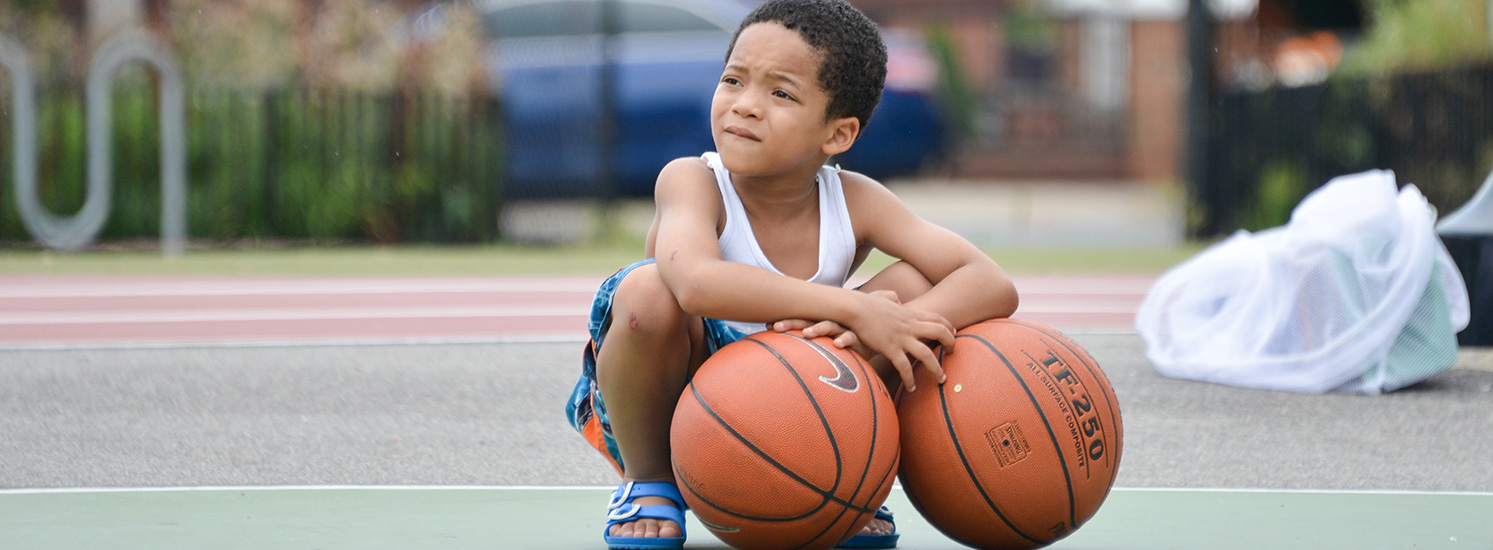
top-left (819, 347), bottom-right (890, 548)
top-left (976, 331), bottom-right (1078, 533)
top-left (679, 382), bottom-right (827, 523)
top-left (900, 351), bottom-right (966, 544)
top-left (940, 334), bottom-right (1044, 545)
top-left (1020, 345), bottom-right (1081, 530)
top-left (748, 336), bottom-right (846, 499)
top-left (780, 335), bottom-right (889, 550)
top-left (1004, 319), bottom-right (1123, 489)
top-left (843, 445), bottom-right (899, 546)
top-left (677, 336), bottom-right (879, 526)
top-left (1070, 341), bottom-right (1122, 488)
top-left (673, 460), bottom-right (728, 524)
top-left (844, 347), bottom-right (884, 512)
top-left (866, 389), bottom-right (902, 514)
top-left (1058, 333), bottom-right (1121, 487)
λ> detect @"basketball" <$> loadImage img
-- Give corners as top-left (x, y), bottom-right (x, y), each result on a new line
top-left (670, 331), bottom-right (900, 550)
top-left (897, 319), bottom-right (1123, 549)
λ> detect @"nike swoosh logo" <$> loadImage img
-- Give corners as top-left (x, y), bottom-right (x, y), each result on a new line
top-left (790, 333), bottom-right (859, 393)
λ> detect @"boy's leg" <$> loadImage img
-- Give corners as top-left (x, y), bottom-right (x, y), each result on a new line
top-left (594, 263), bottom-right (709, 539)
top-left (858, 259), bottom-right (934, 301)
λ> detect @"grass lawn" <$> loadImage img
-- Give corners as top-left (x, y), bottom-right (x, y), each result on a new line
top-left (0, 242), bottom-right (1204, 278)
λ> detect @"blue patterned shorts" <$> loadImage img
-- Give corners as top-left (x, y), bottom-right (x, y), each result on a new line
top-left (563, 259), bottom-right (748, 474)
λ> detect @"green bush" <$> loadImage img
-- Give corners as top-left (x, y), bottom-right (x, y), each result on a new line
top-left (1244, 161), bottom-right (1307, 230)
top-left (1, 77), bottom-right (504, 245)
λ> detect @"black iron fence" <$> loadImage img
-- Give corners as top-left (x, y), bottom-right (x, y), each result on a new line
top-left (1196, 63), bottom-right (1493, 237)
top-left (1, 82), bottom-right (504, 245)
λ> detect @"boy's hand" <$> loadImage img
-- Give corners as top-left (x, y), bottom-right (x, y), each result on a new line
top-left (850, 295), bottom-right (955, 392)
top-left (777, 291), bottom-right (956, 392)
top-left (772, 318), bottom-right (874, 358)
top-left (772, 290), bottom-right (900, 358)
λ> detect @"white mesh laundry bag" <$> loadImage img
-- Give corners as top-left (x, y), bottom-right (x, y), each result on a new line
top-left (1136, 170), bottom-right (1470, 394)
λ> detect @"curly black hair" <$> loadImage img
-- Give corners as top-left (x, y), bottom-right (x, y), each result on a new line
top-left (725, 0), bottom-right (888, 131)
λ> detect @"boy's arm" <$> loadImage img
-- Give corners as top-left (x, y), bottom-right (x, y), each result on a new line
top-left (844, 172), bottom-right (1019, 329)
top-left (649, 158), bottom-right (861, 324)
top-left (649, 159), bottom-right (954, 383)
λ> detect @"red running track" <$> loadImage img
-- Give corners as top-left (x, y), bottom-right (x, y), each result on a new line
top-left (0, 275), bottom-right (1155, 348)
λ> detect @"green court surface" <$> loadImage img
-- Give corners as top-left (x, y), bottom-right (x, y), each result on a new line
top-left (2, 486), bottom-right (1488, 549)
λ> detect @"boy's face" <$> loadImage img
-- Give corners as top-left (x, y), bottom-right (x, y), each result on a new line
top-left (712, 22), bottom-right (859, 178)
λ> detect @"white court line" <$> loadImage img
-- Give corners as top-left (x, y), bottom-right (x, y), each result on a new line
top-left (1, 485), bottom-right (1488, 497)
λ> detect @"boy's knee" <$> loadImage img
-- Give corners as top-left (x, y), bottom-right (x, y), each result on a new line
top-left (611, 264), bottom-right (687, 336)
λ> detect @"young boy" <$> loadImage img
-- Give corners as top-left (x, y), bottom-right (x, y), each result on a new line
top-left (565, 0), bottom-right (1019, 548)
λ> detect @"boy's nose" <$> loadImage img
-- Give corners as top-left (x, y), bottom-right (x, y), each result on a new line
top-left (731, 92), bottom-right (762, 119)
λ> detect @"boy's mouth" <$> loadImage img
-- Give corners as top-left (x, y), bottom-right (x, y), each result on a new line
top-left (724, 126), bottom-right (761, 142)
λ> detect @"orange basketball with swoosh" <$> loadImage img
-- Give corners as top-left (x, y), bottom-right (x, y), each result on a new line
top-left (671, 331), bottom-right (900, 550)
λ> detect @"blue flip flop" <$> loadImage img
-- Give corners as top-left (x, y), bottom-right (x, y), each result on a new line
top-left (837, 506), bottom-right (900, 549)
top-left (604, 481), bottom-right (688, 550)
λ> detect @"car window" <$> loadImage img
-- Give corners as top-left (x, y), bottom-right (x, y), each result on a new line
top-left (484, 1), bottom-right (600, 39)
top-left (484, 1), bottom-right (726, 38)
top-left (620, 3), bottom-right (723, 33)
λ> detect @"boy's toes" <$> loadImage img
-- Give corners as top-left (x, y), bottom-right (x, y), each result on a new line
top-left (603, 482), bottom-right (686, 547)
top-left (858, 517), bottom-right (894, 536)
top-left (609, 520), bottom-right (639, 538)
top-left (609, 518), bottom-right (681, 539)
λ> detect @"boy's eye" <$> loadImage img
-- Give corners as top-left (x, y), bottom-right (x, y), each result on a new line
top-left (722, 76), bottom-right (741, 86)
top-left (774, 90), bottom-right (794, 100)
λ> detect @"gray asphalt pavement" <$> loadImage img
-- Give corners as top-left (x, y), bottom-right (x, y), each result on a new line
top-left (2, 336), bottom-right (1490, 491)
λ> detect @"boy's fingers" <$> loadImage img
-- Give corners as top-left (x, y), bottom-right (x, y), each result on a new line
top-left (929, 316), bottom-right (957, 352)
top-left (937, 326), bottom-right (957, 354)
top-left (907, 310), bottom-right (956, 353)
top-left (890, 354), bottom-right (916, 392)
top-left (935, 321), bottom-right (957, 353)
top-left (834, 331), bottom-right (857, 349)
top-left (807, 320), bottom-right (840, 338)
top-left (913, 321), bottom-right (956, 354)
top-left (773, 319), bottom-right (811, 332)
top-left (914, 343), bottom-right (947, 384)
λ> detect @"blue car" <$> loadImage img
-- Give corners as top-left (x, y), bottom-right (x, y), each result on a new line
top-left (471, 0), bottom-right (946, 199)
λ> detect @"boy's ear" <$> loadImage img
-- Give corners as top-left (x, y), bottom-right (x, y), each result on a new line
top-left (821, 116), bottom-right (861, 157)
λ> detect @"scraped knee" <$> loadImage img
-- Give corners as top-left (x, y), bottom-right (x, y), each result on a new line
top-left (610, 263), bottom-right (686, 340)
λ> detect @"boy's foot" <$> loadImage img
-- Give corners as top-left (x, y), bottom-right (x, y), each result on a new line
top-left (857, 515), bottom-right (894, 536)
top-left (608, 500), bottom-right (884, 539)
top-left (838, 506), bottom-right (900, 548)
top-left (604, 481), bottom-right (687, 550)
top-left (607, 495), bottom-right (683, 539)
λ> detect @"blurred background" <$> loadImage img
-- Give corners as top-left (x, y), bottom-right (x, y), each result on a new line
top-left (0, 0), bottom-right (1489, 249)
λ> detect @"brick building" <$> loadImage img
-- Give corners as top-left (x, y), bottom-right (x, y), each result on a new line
top-left (852, 0), bottom-right (1190, 182)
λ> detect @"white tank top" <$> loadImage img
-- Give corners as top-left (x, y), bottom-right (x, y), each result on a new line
top-left (702, 152), bottom-right (858, 335)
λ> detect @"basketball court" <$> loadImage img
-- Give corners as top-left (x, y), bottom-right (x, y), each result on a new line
top-left (3, 486), bottom-right (1489, 548)
top-left (2, 275), bottom-right (1490, 548)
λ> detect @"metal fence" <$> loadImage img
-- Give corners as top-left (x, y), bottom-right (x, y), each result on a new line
top-left (1, 83), bottom-right (504, 245)
top-left (1196, 63), bottom-right (1493, 237)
